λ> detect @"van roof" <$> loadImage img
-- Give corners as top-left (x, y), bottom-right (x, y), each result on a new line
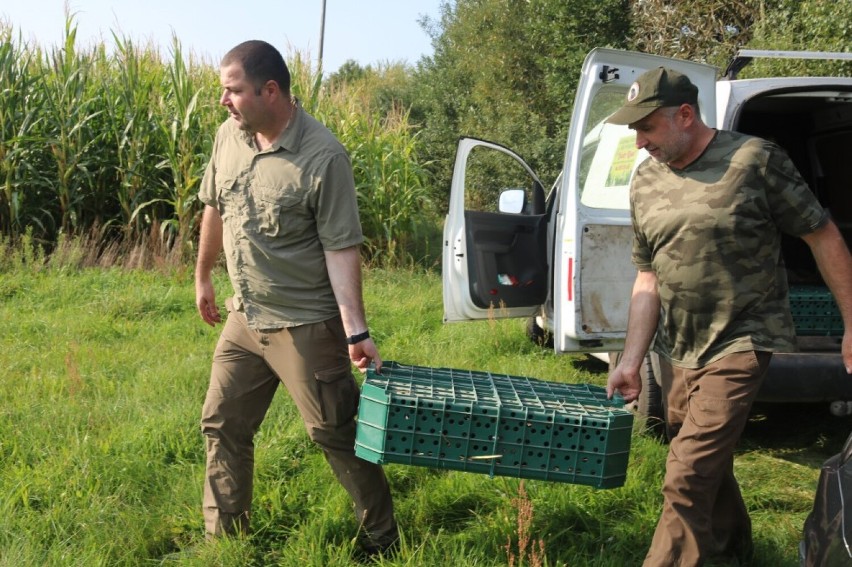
top-left (724, 49), bottom-right (852, 80)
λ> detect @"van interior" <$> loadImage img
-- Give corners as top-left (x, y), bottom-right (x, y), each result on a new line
top-left (735, 87), bottom-right (852, 342)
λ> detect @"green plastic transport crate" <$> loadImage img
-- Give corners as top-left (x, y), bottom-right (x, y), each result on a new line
top-left (354, 362), bottom-right (634, 489)
top-left (789, 286), bottom-right (843, 336)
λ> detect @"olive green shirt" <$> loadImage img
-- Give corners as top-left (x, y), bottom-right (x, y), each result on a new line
top-left (630, 130), bottom-right (828, 369)
top-left (198, 103), bottom-right (363, 330)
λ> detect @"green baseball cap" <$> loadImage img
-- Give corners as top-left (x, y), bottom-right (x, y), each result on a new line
top-left (605, 67), bottom-right (699, 125)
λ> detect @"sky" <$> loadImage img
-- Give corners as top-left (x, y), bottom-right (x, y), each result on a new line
top-left (0, 0), bottom-right (444, 72)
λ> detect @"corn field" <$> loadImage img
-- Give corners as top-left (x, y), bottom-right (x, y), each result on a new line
top-left (0, 17), bottom-right (433, 266)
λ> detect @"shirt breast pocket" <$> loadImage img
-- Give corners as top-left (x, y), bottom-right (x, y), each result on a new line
top-left (215, 176), bottom-right (239, 220)
top-left (255, 185), bottom-right (308, 238)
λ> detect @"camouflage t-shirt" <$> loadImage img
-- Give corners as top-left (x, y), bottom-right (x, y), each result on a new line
top-left (630, 130), bottom-right (828, 369)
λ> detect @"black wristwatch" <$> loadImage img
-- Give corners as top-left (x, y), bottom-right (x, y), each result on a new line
top-left (345, 330), bottom-right (370, 345)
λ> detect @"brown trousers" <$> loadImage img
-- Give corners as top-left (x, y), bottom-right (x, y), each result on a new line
top-left (643, 351), bottom-right (771, 567)
top-left (200, 303), bottom-right (397, 545)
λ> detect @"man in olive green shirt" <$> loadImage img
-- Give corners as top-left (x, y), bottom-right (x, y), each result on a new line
top-left (606, 67), bottom-right (852, 566)
top-left (194, 40), bottom-right (397, 557)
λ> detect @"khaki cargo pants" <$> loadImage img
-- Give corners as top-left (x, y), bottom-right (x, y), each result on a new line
top-left (644, 351), bottom-right (771, 567)
top-left (200, 303), bottom-right (397, 546)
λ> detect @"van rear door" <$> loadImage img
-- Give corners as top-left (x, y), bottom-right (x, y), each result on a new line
top-left (552, 49), bottom-right (718, 352)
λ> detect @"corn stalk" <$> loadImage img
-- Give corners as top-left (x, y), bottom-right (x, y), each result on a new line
top-left (40, 17), bottom-right (103, 236)
top-left (104, 34), bottom-right (163, 236)
top-left (0, 27), bottom-right (50, 238)
top-left (143, 35), bottom-right (213, 253)
top-left (321, 86), bottom-right (432, 266)
top-left (287, 49), bottom-right (324, 114)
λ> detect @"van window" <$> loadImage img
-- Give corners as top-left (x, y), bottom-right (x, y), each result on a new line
top-left (464, 145), bottom-right (539, 214)
top-left (578, 89), bottom-right (643, 211)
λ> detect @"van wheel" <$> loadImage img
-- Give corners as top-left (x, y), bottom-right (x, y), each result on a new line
top-left (608, 351), bottom-right (666, 439)
top-left (526, 317), bottom-right (553, 348)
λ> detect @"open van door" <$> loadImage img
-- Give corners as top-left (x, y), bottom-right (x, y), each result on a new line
top-left (443, 138), bottom-right (549, 322)
top-left (551, 49), bottom-right (718, 352)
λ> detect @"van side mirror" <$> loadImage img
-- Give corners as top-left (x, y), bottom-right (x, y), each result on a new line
top-left (499, 189), bottom-right (526, 214)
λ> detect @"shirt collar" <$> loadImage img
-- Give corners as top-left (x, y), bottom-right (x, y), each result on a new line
top-left (272, 98), bottom-right (302, 153)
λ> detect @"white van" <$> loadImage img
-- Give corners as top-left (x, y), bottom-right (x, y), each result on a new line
top-left (442, 48), bottom-right (852, 423)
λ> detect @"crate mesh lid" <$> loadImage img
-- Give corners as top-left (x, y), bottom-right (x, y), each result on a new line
top-left (365, 361), bottom-right (628, 416)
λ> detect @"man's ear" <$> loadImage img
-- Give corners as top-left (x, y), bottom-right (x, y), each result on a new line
top-left (260, 79), bottom-right (280, 100)
top-left (678, 103), bottom-right (697, 127)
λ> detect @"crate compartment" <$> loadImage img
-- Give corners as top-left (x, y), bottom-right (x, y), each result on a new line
top-left (354, 362), bottom-right (634, 488)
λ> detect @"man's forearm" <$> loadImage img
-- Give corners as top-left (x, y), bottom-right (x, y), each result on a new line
top-left (196, 205), bottom-right (223, 281)
top-left (621, 270), bottom-right (661, 371)
top-left (324, 245), bottom-right (368, 336)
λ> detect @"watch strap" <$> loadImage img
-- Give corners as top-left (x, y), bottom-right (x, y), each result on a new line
top-left (346, 330), bottom-right (370, 345)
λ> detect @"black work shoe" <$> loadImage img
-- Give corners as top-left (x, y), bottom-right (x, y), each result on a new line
top-left (354, 535), bottom-right (400, 563)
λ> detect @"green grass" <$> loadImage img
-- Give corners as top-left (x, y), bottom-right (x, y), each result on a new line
top-left (0, 261), bottom-right (848, 566)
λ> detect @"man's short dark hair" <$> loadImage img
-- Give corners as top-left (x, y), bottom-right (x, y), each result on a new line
top-left (222, 40), bottom-right (291, 95)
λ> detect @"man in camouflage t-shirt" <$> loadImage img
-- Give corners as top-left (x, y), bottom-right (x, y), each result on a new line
top-left (606, 67), bottom-right (852, 566)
